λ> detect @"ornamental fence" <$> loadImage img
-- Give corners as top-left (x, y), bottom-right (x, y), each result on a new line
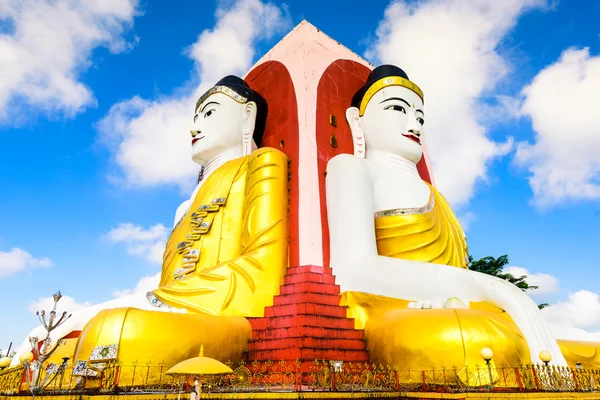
top-left (1, 360), bottom-right (599, 395)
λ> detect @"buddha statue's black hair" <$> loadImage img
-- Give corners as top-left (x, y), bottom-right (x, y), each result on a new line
top-left (351, 65), bottom-right (411, 108)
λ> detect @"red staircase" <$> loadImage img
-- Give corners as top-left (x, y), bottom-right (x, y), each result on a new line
top-left (247, 265), bottom-right (369, 362)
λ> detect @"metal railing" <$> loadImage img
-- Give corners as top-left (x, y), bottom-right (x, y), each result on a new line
top-left (2, 360), bottom-right (599, 395)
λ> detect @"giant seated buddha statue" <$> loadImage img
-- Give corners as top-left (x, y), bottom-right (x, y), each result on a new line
top-left (326, 65), bottom-right (568, 369)
top-left (12, 76), bottom-right (289, 369)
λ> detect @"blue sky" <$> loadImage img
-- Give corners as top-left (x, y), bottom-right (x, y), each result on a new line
top-left (1, 0), bottom-right (600, 351)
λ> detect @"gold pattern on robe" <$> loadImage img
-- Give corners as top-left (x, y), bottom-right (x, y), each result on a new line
top-left (374, 182), bottom-right (468, 268)
top-left (154, 147), bottom-right (289, 317)
top-left (341, 291), bottom-right (531, 372)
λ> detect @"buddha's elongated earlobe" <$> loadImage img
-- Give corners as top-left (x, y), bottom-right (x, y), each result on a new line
top-left (242, 128), bottom-right (252, 156)
top-left (346, 107), bottom-right (365, 158)
top-left (242, 101), bottom-right (258, 156)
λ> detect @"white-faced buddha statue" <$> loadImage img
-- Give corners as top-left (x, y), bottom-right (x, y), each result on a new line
top-left (12, 76), bottom-right (289, 369)
top-left (326, 65), bottom-right (567, 368)
top-left (151, 75), bottom-right (289, 316)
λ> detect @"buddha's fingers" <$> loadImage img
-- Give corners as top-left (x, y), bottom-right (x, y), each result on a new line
top-left (469, 272), bottom-right (567, 366)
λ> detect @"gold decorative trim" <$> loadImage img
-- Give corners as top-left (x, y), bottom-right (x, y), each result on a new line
top-left (146, 291), bottom-right (171, 309)
top-left (9, 392), bottom-right (600, 400)
top-left (374, 192), bottom-right (434, 218)
top-left (359, 76), bottom-right (424, 116)
top-left (195, 86), bottom-right (247, 112)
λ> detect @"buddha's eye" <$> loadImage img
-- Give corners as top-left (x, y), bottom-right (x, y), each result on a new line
top-left (204, 109), bottom-right (214, 118)
top-left (193, 113), bottom-right (199, 123)
top-left (417, 117), bottom-right (425, 125)
top-left (384, 105), bottom-right (406, 113)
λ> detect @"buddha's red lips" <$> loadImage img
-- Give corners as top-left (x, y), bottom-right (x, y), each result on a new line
top-left (191, 136), bottom-right (205, 145)
top-left (402, 133), bottom-right (421, 145)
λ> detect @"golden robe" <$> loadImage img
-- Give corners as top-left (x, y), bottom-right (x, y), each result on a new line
top-left (374, 182), bottom-right (468, 268)
top-left (72, 148), bottom-right (289, 369)
top-left (154, 147), bottom-right (289, 316)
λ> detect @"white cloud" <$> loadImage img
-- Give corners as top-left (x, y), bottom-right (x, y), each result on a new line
top-left (28, 294), bottom-right (90, 315)
top-left (0, 248), bottom-right (52, 278)
top-left (457, 211), bottom-right (476, 232)
top-left (500, 265), bottom-right (598, 333)
top-left (112, 271), bottom-right (160, 298)
top-left (543, 290), bottom-right (600, 331)
top-left (366, 0), bottom-right (548, 207)
top-left (97, 0), bottom-right (290, 189)
top-left (0, 0), bottom-right (139, 122)
top-left (106, 223), bottom-right (168, 264)
top-left (503, 265), bottom-right (559, 296)
top-left (515, 47), bottom-right (600, 207)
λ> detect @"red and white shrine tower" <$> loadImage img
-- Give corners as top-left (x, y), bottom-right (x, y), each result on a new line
top-left (242, 21), bottom-right (435, 364)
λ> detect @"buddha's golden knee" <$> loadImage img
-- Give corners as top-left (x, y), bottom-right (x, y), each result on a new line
top-left (341, 291), bottom-right (530, 373)
top-left (73, 308), bottom-right (251, 367)
top-left (558, 339), bottom-right (600, 369)
top-left (364, 308), bottom-right (530, 371)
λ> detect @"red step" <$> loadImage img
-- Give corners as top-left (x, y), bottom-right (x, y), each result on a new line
top-left (286, 265), bottom-right (333, 275)
top-left (272, 292), bottom-right (341, 306)
top-left (253, 314), bottom-right (356, 330)
top-left (263, 303), bottom-right (348, 318)
top-left (247, 348), bottom-right (369, 361)
top-left (247, 337), bottom-right (366, 351)
top-left (279, 282), bottom-right (340, 295)
top-left (250, 326), bottom-right (365, 341)
top-left (283, 272), bottom-right (336, 285)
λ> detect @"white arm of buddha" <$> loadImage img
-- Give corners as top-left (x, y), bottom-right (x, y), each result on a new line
top-left (326, 154), bottom-right (566, 366)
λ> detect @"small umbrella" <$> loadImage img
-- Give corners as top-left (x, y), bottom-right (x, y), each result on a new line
top-left (166, 345), bottom-right (233, 395)
top-left (166, 345), bottom-right (233, 376)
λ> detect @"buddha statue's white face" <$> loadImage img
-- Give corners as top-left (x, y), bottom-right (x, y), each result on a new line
top-left (347, 85), bottom-right (425, 164)
top-left (190, 92), bottom-right (257, 165)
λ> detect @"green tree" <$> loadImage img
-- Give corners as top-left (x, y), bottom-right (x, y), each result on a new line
top-left (468, 254), bottom-right (548, 310)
